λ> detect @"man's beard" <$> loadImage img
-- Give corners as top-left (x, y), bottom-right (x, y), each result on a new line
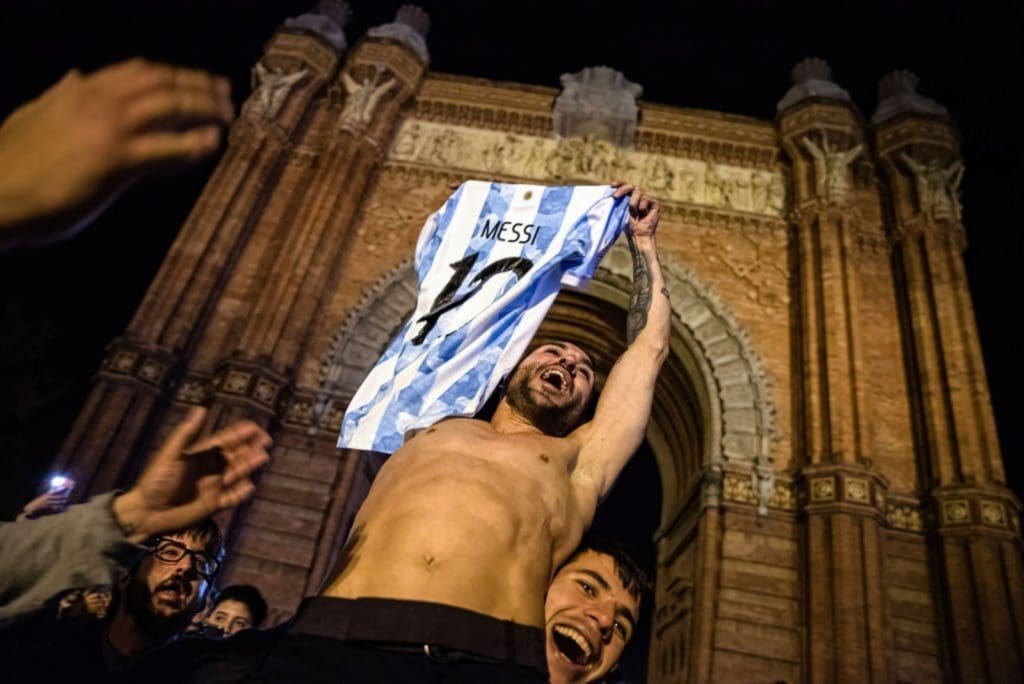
top-left (506, 364), bottom-right (587, 437)
top-left (124, 573), bottom-right (194, 641)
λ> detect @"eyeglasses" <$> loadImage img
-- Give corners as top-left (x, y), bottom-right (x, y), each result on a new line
top-left (148, 537), bottom-right (220, 579)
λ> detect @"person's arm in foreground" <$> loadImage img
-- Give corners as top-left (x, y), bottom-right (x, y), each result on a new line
top-left (571, 182), bottom-right (670, 526)
top-left (0, 58), bottom-right (233, 249)
top-left (0, 407), bottom-right (271, 622)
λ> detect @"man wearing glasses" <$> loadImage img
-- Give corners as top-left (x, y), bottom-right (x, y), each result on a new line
top-left (107, 525), bottom-right (225, 663)
top-left (5, 519), bottom-right (225, 680)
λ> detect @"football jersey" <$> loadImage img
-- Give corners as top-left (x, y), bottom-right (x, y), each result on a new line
top-left (338, 181), bottom-right (628, 453)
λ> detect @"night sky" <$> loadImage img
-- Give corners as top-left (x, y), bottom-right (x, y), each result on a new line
top-left (0, 2), bottom-right (1020, 674)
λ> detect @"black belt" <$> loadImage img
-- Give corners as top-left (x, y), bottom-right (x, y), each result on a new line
top-left (289, 597), bottom-right (547, 673)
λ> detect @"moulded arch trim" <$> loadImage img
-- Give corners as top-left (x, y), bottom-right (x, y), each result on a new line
top-left (315, 242), bottom-right (776, 519)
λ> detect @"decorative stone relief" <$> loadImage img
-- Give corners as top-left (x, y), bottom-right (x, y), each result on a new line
top-left (339, 64), bottom-right (397, 132)
top-left (811, 476), bottom-right (836, 502)
top-left (845, 478), bottom-right (870, 503)
top-left (981, 502), bottom-right (1006, 527)
top-left (800, 132), bottom-right (861, 201)
top-left (553, 66), bottom-right (642, 148)
top-left (100, 343), bottom-right (174, 389)
top-left (886, 502), bottom-right (924, 532)
top-left (247, 62), bottom-right (308, 120)
top-left (367, 4), bottom-right (430, 63)
top-left (722, 471), bottom-right (794, 513)
top-left (174, 377), bottom-right (209, 405)
top-left (900, 152), bottom-right (963, 221)
top-left (388, 119), bottom-right (787, 217)
top-left (942, 500), bottom-right (970, 525)
top-left (283, 0), bottom-right (352, 54)
top-left (205, 361), bottom-right (288, 412)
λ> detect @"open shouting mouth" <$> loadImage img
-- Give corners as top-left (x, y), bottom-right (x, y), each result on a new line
top-left (552, 623), bottom-right (595, 668)
top-left (153, 579), bottom-right (188, 607)
top-left (540, 366), bottom-right (571, 395)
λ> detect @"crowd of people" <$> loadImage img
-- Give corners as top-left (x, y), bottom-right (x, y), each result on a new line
top-left (0, 57), bottom-right (665, 683)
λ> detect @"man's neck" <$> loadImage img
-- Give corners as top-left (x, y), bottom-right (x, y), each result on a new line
top-left (106, 605), bottom-right (160, 658)
top-left (490, 400), bottom-right (545, 436)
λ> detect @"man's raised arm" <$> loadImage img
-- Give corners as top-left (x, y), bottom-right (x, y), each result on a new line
top-left (572, 182), bottom-right (670, 516)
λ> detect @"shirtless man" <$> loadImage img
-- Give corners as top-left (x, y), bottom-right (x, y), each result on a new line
top-left (262, 182), bottom-right (669, 682)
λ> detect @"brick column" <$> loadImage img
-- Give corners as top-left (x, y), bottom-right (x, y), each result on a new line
top-left (53, 10), bottom-right (349, 498)
top-left (196, 7), bottom-right (432, 612)
top-left (873, 70), bottom-right (1024, 682)
top-left (777, 59), bottom-right (890, 683)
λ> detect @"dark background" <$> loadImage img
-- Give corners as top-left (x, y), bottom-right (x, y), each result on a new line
top-left (0, 1), bottom-right (1020, 679)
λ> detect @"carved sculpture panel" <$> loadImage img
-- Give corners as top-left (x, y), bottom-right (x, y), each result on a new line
top-left (339, 64), bottom-right (397, 132)
top-left (246, 62), bottom-right (308, 120)
top-left (388, 119), bottom-right (787, 217)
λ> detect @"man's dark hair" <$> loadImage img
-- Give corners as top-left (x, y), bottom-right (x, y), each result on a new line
top-left (213, 584), bottom-right (268, 627)
top-left (565, 536), bottom-right (651, 605)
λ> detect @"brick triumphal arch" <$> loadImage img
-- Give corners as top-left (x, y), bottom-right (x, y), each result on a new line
top-left (54, 4), bottom-right (1024, 682)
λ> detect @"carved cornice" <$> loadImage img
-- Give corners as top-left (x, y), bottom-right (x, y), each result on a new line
top-left (777, 100), bottom-right (865, 139)
top-left (638, 104), bottom-right (777, 168)
top-left (387, 119), bottom-right (787, 218)
top-left (873, 115), bottom-right (959, 158)
top-left (349, 39), bottom-right (426, 90)
top-left (657, 464), bottom-right (795, 562)
top-left (416, 73), bottom-right (556, 136)
top-left (280, 390), bottom-right (346, 434)
top-left (798, 463), bottom-right (891, 524)
top-left (415, 74), bottom-right (780, 167)
top-left (175, 358), bottom-right (292, 415)
top-left (721, 468), bottom-right (797, 513)
top-left (931, 485), bottom-right (1022, 539)
top-left (886, 495), bottom-right (925, 533)
top-left (98, 339), bottom-right (178, 393)
top-left (268, 29), bottom-right (344, 75)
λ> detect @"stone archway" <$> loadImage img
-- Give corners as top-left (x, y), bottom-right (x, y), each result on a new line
top-left (315, 243), bottom-right (776, 516)
top-left (313, 243), bottom-right (777, 677)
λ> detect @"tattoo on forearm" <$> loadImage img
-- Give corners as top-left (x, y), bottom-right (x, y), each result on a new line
top-left (627, 234), bottom-right (652, 344)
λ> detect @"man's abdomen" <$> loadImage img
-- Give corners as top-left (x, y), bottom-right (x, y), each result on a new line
top-left (322, 457), bottom-right (563, 626)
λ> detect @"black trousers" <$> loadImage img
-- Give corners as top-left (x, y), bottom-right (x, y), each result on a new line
top-left (141, 597), bottom-right (549, 684)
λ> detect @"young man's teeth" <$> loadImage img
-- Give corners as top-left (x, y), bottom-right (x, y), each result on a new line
top-left (554, 625), bottom-right (592, 660)
top-left (542, 369), bottom-right (567, 387)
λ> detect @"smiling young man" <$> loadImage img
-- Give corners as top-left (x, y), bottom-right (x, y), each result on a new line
top-left (245, 182), bottom-right (669, 682)
top-left (545, 540), bottom-right (648, 683)
top-left (204, 584), bottom-right (268, 637)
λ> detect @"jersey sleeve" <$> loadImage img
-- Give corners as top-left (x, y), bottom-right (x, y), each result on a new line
top-left (561, 191), bottom-right (629, 287)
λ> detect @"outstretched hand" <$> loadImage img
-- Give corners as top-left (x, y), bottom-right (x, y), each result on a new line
top-left (611, 181), bottom-right (660, 239)
top-left (19, 486), bottom-right (73, 519)
top-left (0, 58), bottom-right (234, 247)
top-left (113, 407), bottom-right (271, 543)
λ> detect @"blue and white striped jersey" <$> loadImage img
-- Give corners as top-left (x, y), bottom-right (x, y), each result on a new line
top-left (338, 181), bottom-right (628, 453)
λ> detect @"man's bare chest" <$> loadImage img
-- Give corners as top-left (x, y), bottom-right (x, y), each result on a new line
top-left (374, 420), bottom-right (581, 520)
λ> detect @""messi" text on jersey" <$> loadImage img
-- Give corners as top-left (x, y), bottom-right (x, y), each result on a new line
top-left (476, 219), bottom-right (543, 245)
